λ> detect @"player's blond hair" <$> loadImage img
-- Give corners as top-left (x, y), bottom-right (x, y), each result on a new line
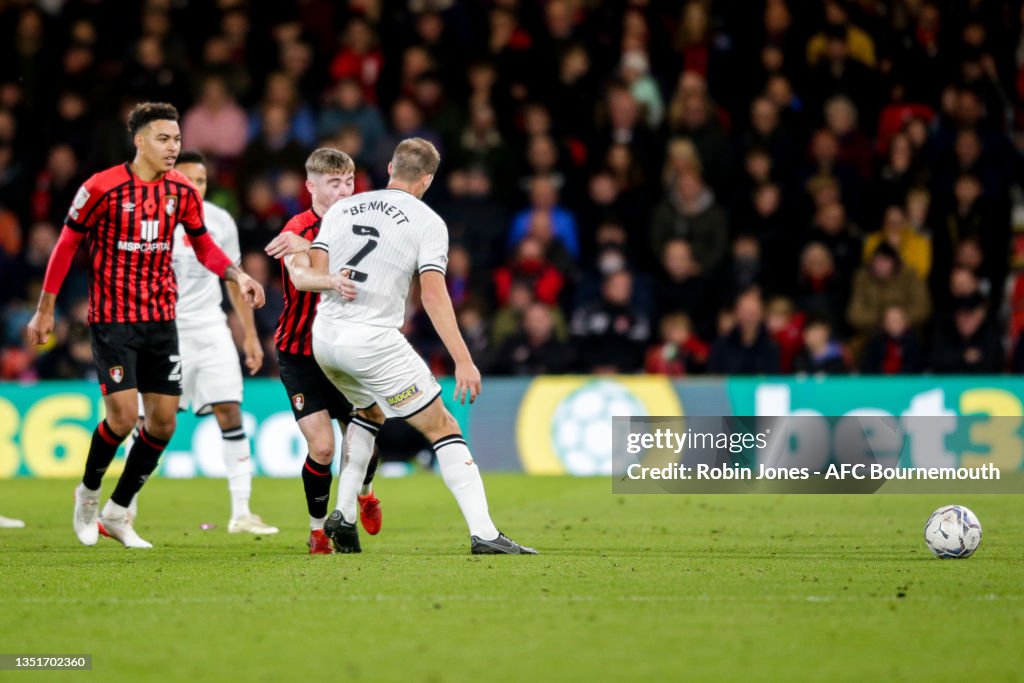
top-left (389, 138), bottom-right (440, 181)
top-left (305, 148), bottom-right (354, 177)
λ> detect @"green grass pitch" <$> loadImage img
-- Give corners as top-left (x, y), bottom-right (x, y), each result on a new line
top-left (1, 475), bottom-right (1022, 682)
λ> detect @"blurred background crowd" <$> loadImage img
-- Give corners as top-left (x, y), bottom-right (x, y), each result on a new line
top-left (3, 0), bottom-right (1024, 380)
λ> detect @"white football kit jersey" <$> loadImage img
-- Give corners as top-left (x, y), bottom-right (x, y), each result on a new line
top-left (311, 188), bottom-right (449, 328)
top-left (172, 201), bottom-right (241, 331)
top-left (172, 200), bottom-right (244, 414)
top-left (310, 188), bottom-right (447, 418)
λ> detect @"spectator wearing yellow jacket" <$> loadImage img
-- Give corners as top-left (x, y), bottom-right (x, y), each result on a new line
top-left (863, 204), bottom-right (932, 280)
top-left (806, 1), bottom-right (876, 68)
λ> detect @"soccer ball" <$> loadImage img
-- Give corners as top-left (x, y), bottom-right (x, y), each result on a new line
top-left (923, 505), bottom-right (982, 559)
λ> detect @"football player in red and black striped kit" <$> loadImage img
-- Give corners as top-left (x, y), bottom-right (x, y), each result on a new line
top-left (26, 102), bottom-right (266, 549)
top-left (264, 148), bottom-right (381, 554)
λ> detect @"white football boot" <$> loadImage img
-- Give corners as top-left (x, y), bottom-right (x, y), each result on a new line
top-left (228, 514), bottom-right (279, 535)
top-left (0, 515), bottom-right (25, 529)
top-left (73, 483), bottom-right (101, 545)
top-left (98, 500), bottom-right (152, 549)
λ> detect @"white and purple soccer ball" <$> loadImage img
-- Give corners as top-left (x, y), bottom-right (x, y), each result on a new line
top-left (923, 505), bottom-right (982, 559)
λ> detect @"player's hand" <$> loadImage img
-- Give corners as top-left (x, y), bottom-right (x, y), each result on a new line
top-left (265, 233), bottom-right (311, 259)
top-left (26, 310), bottom-right (55, 345)
top-left (243, 334), bottom-right (264, 375)
top-left (237, 272), bottom-right (266, 309)
top-left (453, 361), bottom-right (482, 405)
top-left (331, 269), bottom-right (357, 301)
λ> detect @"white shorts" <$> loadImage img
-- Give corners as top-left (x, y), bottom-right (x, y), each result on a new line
top-left (312, 318), bottom-right (440, 419)
top-left (177, 323), bottom-right (244, 415)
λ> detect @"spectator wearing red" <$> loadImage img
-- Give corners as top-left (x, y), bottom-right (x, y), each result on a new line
top-left (824, 96), bottom-right (874, 182)
top-left (794, 242), bottom-right (847, 328)
top-left (875, 82), bottom-right (934, 156)
top-left (494, 236), bottom-right (564, 307)
top-left (645, 312), bottom-right (708, 376)
top-left (329, 17), bottom-right (383, 104)
top-left (860, 306), bottom-right (923, 375)
top-left (765, 296), bottom-right (803, 374)
top-left (31, 144), bottom-right (82, 226)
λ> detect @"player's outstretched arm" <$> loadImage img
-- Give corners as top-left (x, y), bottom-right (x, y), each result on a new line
top-left (265, 231), bottom-right (311, 259)
top-left (225, 280), bottom-right (264, 375)
top-left (287, 250), bottom-right (357, 300)
top-left (27, 226), bottom-right (86, 345)
top-left (419, 271), bottom-right (481, 405)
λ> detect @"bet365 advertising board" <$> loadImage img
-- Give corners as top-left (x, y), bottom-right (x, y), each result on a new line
top-left (0, 377), bottom-right (1022, 477)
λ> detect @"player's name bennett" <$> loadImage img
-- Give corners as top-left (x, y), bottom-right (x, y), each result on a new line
top-left (625, 463), bottom-right (1002, 480)
top-left (344, 199), bottom-right (410, 224)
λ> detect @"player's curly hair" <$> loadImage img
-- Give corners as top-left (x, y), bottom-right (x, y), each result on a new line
top-left (305, 148), bottom-right (355, 176)
top-left (127, 102), bottom-right (179, 137)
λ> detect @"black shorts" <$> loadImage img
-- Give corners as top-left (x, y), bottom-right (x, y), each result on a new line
top-left (90, 321), bottom-right (182, 396)
top-left (277, 350), bottom-right (353, 422)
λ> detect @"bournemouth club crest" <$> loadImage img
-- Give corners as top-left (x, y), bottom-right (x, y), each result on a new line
top-left (109, 366), bottom-right (125, 384)
top-left (165, 195), bottom-right (178, 216)
top-left (292, 394), bottom-right (305, 411)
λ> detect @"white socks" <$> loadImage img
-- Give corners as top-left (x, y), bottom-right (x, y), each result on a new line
top-left (432, 435), bottom-right (499, 540)
top-left (310, 515), bottom-right (327, 531)
top-left (335, 417), bottom-right (380, 522)
top-left (222, 429), bottom-right (252, 520)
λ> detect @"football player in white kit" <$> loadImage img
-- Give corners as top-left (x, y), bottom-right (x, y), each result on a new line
top-left (305, 138), bottom-right (535, 554)
top-left (118, 151), bottom-right (278, 535)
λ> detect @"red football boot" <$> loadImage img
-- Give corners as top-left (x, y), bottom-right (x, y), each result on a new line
top-left (358, 492), bottom-right (382, 535)
top-left (308, 529), bottom-right (333, 555)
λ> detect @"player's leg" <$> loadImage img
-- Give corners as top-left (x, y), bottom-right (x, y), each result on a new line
top-left (327, 403), bottom-right (385, 551)
top-left (112, 397), bottom-right (146, 529)
top-left (97, 392), bottom-right (176, 549)
top-left (324, 375), bottom-right (383, 536)
top-left (210, 402), bottom-right (278, 534)
top-left (186, 323), bottom-right (275, 534)
top-left (123, 413), bottom-right (145, 522)
top-left (310, 366), bottom-right (378, 552)
top-left (278, 349), bottom-right (341, 553)
top-left (99, 321), bottom-right (183, 549)
top-left (405, 400), bottom-right (536, 554)
top-left (98, 412), bottom-right (142, 539)
top-left (76, 323), bottom-right (140, 545)
top-left (354, 420), bottom-right (383, 535)
top-left (296, 409), bottom-right (336, 529)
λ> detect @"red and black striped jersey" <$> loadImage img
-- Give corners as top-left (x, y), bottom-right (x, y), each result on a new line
top-left (65, 163), bottom-right (207, 323)
top-left (275, 209), bottom-right (322, 356)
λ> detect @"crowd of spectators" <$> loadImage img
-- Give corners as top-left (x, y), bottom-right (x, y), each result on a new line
top-left (3, 0), bottom-right (1024, 380)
